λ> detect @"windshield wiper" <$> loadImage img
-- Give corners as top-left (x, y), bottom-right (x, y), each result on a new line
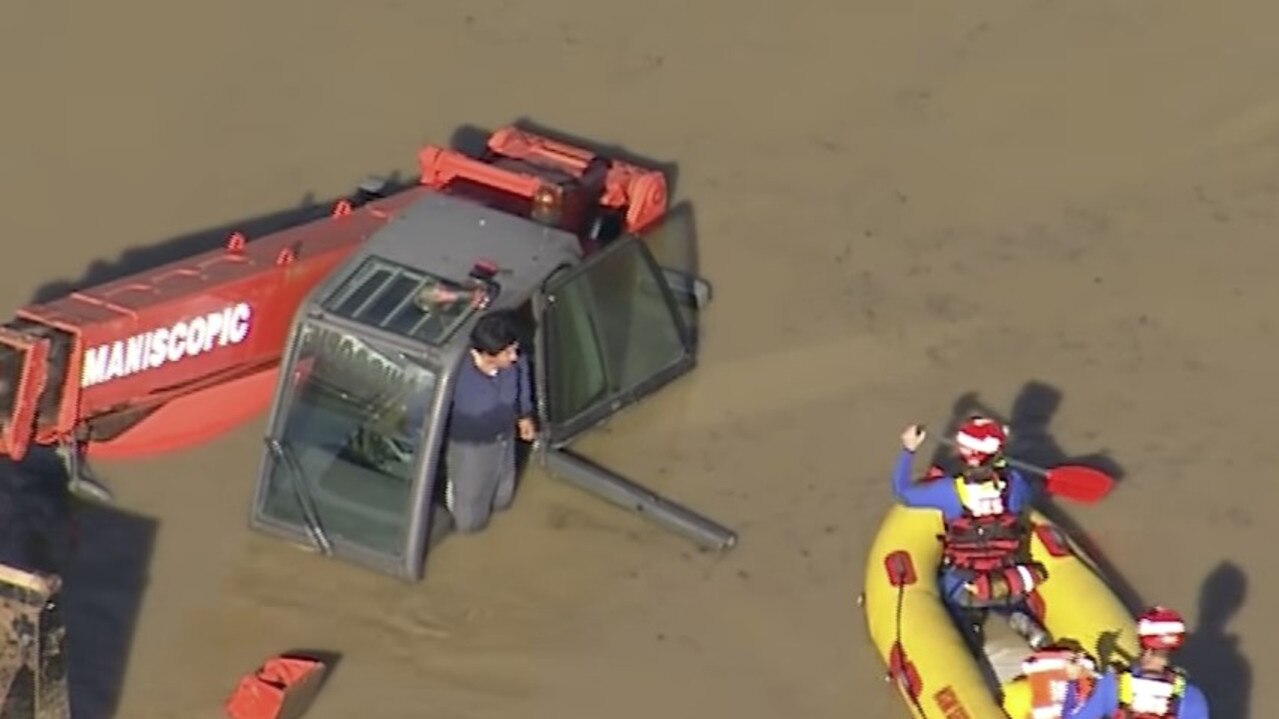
top-left (265, 436), bottom-right (334, 555)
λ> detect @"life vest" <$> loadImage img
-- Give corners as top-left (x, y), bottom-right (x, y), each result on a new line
top-left (1021, 649), bottom-right (1097, 719)
top-left (941, 475), bottom-right (1027, 572)
top-left (1112, 669), bottom-right (1187, 719)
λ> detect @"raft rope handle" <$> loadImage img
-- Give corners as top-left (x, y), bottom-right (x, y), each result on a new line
top-left (891, 579), bottom-right (932, 719)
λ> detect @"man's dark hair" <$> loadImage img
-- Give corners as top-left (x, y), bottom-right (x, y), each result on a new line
top-left (470, 311), bottom-right (520, 355)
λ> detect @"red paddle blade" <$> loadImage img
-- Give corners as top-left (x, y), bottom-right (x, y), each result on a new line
top-left (1043, 465), bottom-right (1114, 503)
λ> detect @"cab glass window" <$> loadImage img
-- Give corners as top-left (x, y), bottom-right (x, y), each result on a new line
top-left (542, 240), bottom-right (689, 436)
top-left (258, 322), bottom-right (438, 557)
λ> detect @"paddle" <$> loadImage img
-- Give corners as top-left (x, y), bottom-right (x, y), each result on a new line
top-left (934, 435), bottom-right (1115, 504)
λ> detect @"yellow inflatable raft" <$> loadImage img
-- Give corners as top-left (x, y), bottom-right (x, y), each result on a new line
top-left (862, 504), bottom-right (1140, 718)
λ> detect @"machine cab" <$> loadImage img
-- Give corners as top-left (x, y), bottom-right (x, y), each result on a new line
top-left (249, 192), bottom-right (711, 580)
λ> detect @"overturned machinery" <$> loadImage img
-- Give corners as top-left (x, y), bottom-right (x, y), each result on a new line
top-left (0, 565), bottom-right (67, 718)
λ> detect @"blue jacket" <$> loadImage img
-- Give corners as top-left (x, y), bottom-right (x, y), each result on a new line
top-left (891, 448), bottom-right (1036, 521)
top-left (1066, 666), bottom-right (1210, 719)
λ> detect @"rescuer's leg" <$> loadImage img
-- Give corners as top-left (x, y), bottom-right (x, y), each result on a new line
top-left (444, 439), bottom-right (503, 533)
top-left (941, 568), bottom-right (988, 651)
top-left (989, 563), bottom-right (1052, 649)
top-left (1005, 595), bottom-right (1052, 649)
top-left (491, 436), bottom-right (517, 512)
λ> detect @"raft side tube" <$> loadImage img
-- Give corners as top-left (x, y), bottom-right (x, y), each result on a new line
top-left (864, 505), bottom-right (1001, 718)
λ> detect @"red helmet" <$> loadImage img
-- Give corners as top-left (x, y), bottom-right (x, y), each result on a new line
top-left (955, 417), bottom-right (1009, 467)
top-left (1137, 606), bottom-right (1186, 650)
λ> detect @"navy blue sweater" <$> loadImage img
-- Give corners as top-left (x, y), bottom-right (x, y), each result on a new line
top-left (446, 355), bottom-right (533, 443)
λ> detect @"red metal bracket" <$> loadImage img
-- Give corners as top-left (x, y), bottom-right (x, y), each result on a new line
top-left (418, 145), bottom-right (545, 199)
top-left (486, 126), bottom-right (595, 177)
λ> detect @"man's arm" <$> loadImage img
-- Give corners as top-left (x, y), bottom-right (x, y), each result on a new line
top-left (516, 356), bottom-right (534, 418)
top-left (1178, 684), bottom-right (1210, 719)
top-left (1006, 468), bottom-right (1040, 512)
top-left (892, 448), bottom-right (960, 513)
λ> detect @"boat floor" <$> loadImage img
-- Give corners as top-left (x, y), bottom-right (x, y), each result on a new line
top-left (979, 616), bottom-right (1034, 688)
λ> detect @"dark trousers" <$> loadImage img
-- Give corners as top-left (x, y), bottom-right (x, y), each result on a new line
top-left (444, 435), bottom-right (516, 533)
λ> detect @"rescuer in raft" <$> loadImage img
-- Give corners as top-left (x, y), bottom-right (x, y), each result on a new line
top-left (1019, 641), bottom-right (1102, 719)
top-left (1063, 605), bottom-right (1210, 719)
top-left (895, 418), bottom-right (1051, 649)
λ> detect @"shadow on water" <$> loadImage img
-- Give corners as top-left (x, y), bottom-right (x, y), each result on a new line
top-left (927, 381), bottom-right (1144, 614)
top-left (0, 447), bottom-right (157, 719)
top-left (63, 502), bottom-right (157, 719)
top-left (1180, 561), bottom-right (1251, 719)
top-left (27, 170), bottom-right (413, 306)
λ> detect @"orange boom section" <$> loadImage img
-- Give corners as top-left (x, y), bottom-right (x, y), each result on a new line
top-left (3, 188), bottom-right (429, 461)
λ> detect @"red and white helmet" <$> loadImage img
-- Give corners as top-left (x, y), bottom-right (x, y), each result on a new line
top-left (955, 416), bottom-right (1009, 467)
top-left (1137, 606), bottom-right (1186, 650)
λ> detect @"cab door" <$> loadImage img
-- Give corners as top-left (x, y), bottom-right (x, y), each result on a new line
top-left (536, 211), bottom-right (700, 447)
top-left (0, 330), bottom-right (48, 462)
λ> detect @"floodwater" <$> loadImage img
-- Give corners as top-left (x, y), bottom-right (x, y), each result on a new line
top-left (6, 1), bottom-right (1275, 717)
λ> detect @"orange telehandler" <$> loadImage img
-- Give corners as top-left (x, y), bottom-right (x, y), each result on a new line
top-left (0, 123), bottom-right (735, 579)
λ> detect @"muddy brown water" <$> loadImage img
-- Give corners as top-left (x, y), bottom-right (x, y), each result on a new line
top-left (5, 1), bottom-right (1275, 717)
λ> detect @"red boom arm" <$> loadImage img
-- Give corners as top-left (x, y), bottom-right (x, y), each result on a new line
top-left (4, 188), bottom-right (430, 461)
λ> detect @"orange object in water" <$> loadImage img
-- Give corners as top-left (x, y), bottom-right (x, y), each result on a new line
top-left (1021, 648), bottom-right (1096, 718)
top-left (225, 655), bottom-right (329, 719)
